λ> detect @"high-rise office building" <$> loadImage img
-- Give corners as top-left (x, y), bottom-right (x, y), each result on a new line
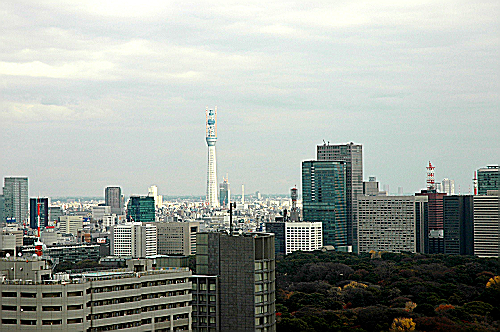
top-left (443, 195), bottom-right (474, 255)
top-left (415, 190), bottom-right (447, 254)
top-left (206, 107), bottom-right (219, 207)
top-left (148, 185), bottom-right (163, 209)
top-left (105, 186), bottom-right (123, 215)
top-left (155, 221), bottom-right (200, 256)
top-left (363, 176), bottom-right (379, 196)
top-left (317, 142), bottom-right (363, 250)
top-left (219, 177), bottom-right (230, 207)
top-left (58, 216), bottom-right (84, 235)
top-left (302, 160), bottom-right (348, 249)
top-left (441, 178), bottom-right (455, 195)
top-left (193, 232), bottom-right (276, 332)
top-left (3, 177), bottom-right (28, 224)
top-left (477, 166), bottom-right (499, 195)
top-left (473, 192), bottom-right (500, 258)
top-left (358, 196), bottom-right (421, 253)
top-left (127, 195), bottom-right (155, 223)
top-left (111, 222), bottom-right (157, 257)
top-left (265, 221), bottom-right (323, 255)
top-left (29, 197), bottom-right (49, 229)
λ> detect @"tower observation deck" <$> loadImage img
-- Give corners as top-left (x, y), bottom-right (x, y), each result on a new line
top-left (206, 107), bottom-right (219, 207)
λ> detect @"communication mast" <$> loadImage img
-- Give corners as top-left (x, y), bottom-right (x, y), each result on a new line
top-left (473, 171), bottom-right (478, 195)
top-left (290, 187), bottom-right (299, 222)
top-left (426, 161), bottom-right (435, 191)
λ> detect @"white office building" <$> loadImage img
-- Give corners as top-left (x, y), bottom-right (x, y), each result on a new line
top-left (111, 222), bottom-right (157, 257)
top-left (474, 192), bottom-right (500, 258)
top-left (285, 222), bottom-right (323, 254)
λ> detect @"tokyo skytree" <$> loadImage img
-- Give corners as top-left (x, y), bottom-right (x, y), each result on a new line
top-left (205, 107), bottom-right (219, 207)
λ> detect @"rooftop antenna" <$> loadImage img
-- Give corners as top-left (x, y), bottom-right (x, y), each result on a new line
top-left (426, 161), bottom-right (435, 191)
top-left (473, 171), bottom-right (478, 195)
top-left (322, 139), bottom-right (326, 145)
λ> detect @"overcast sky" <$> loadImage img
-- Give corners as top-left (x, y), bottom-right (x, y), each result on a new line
top-left (0, 0), bottom-right (498, 197)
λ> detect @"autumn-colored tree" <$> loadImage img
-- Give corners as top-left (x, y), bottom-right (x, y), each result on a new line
top-left (389, 317), bottom-right (416, 331)
top-left (405, 301), bottom-right (417, 312)
top-left (435, 304), bottom-right (455, 312)
top-left (486, 276), bottom-right (500, 290)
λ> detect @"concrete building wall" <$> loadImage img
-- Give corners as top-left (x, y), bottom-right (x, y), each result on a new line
top-left (0, 265), bottom-right (192, 331)
top-left (474, 193), bottom-right (500, 258)
top-left (58, 216), bottom-right (83, 235)
top-left (357, 196), bottom-right (417, 253)
top-left (155, 222), bottom-right (200, 256)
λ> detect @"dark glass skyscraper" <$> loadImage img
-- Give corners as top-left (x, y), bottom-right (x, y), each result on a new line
top-left (477, 166), bottom-right (499, 195)
top-left (30, 197), bottom-right (49, 229)
top-left (126, 196), bottom-right (155, 223)
top-left (316, 143), bottom-right (362, 250)
top-left (443, 195), bottom-right (474, 255)
top-left (302, 160), bottom-right (347, 249)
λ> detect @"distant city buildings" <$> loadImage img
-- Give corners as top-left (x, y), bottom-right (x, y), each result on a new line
top-left (2, 177), bottom-right (28, 224)
top-left (148, 185), bottom-right (163, 209)
top-left (302, 160), bottom-right (348, 250)
top-left (317, 142), bottom-right (363, 251)
top-left (439, 178), bottom-right (455, 195)
top-left (105, 186), bottom-right (123, 215)
top-left (219, 177), bottom-right (230, 207)
top-left (363, 176), bottom-right (379, 196)
top-left (127, 195), bottom-right (155, 223)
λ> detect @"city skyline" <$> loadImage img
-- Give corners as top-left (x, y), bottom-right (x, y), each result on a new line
top-left (0, 1), bottom-right (498, 197)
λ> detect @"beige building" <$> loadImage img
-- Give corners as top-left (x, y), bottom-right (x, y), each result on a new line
top-left (58, 216), bottom-right (83, 235)
top-left (0, 257), bottom-right (192, 331)
top-left (155, 222), bottom-right (200, 256)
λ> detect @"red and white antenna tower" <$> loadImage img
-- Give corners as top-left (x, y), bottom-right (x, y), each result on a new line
top-left (473, 171), bottom-right (478, 195)
top-left (426, 161), bottom-right (435, 191)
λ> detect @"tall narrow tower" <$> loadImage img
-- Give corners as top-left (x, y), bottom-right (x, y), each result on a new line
top-left (206, 107), bottom-right (219, 207)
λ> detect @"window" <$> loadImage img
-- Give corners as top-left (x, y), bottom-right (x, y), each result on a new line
top-left (42, 320), bottom-right (62, 325)
top-left (67, 304), bottom-right (83, 310)
top-left (2, 319), bottom-right (17, 324)
top-left (2, 305), bottom-right (16, 311)
top-left (21, 320), bottom-right (37, 325)
top-left (43, 306), bottom-right (62, 311)
top-left (68, 318), bottom-right (83, 324)
top-left (67, 291), bottom-right (83, 297)
top-left (2, 292), bottom-right (16, 297)
top-left (21, 292), bottom-right (36, 298)
top-left (42, 292), bottom-right (61, 298)
top-left (21, 306), bottom-right (36, 311)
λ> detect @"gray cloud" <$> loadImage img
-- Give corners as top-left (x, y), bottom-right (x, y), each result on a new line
top-left (0, 0), bottom-right (498, 196)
